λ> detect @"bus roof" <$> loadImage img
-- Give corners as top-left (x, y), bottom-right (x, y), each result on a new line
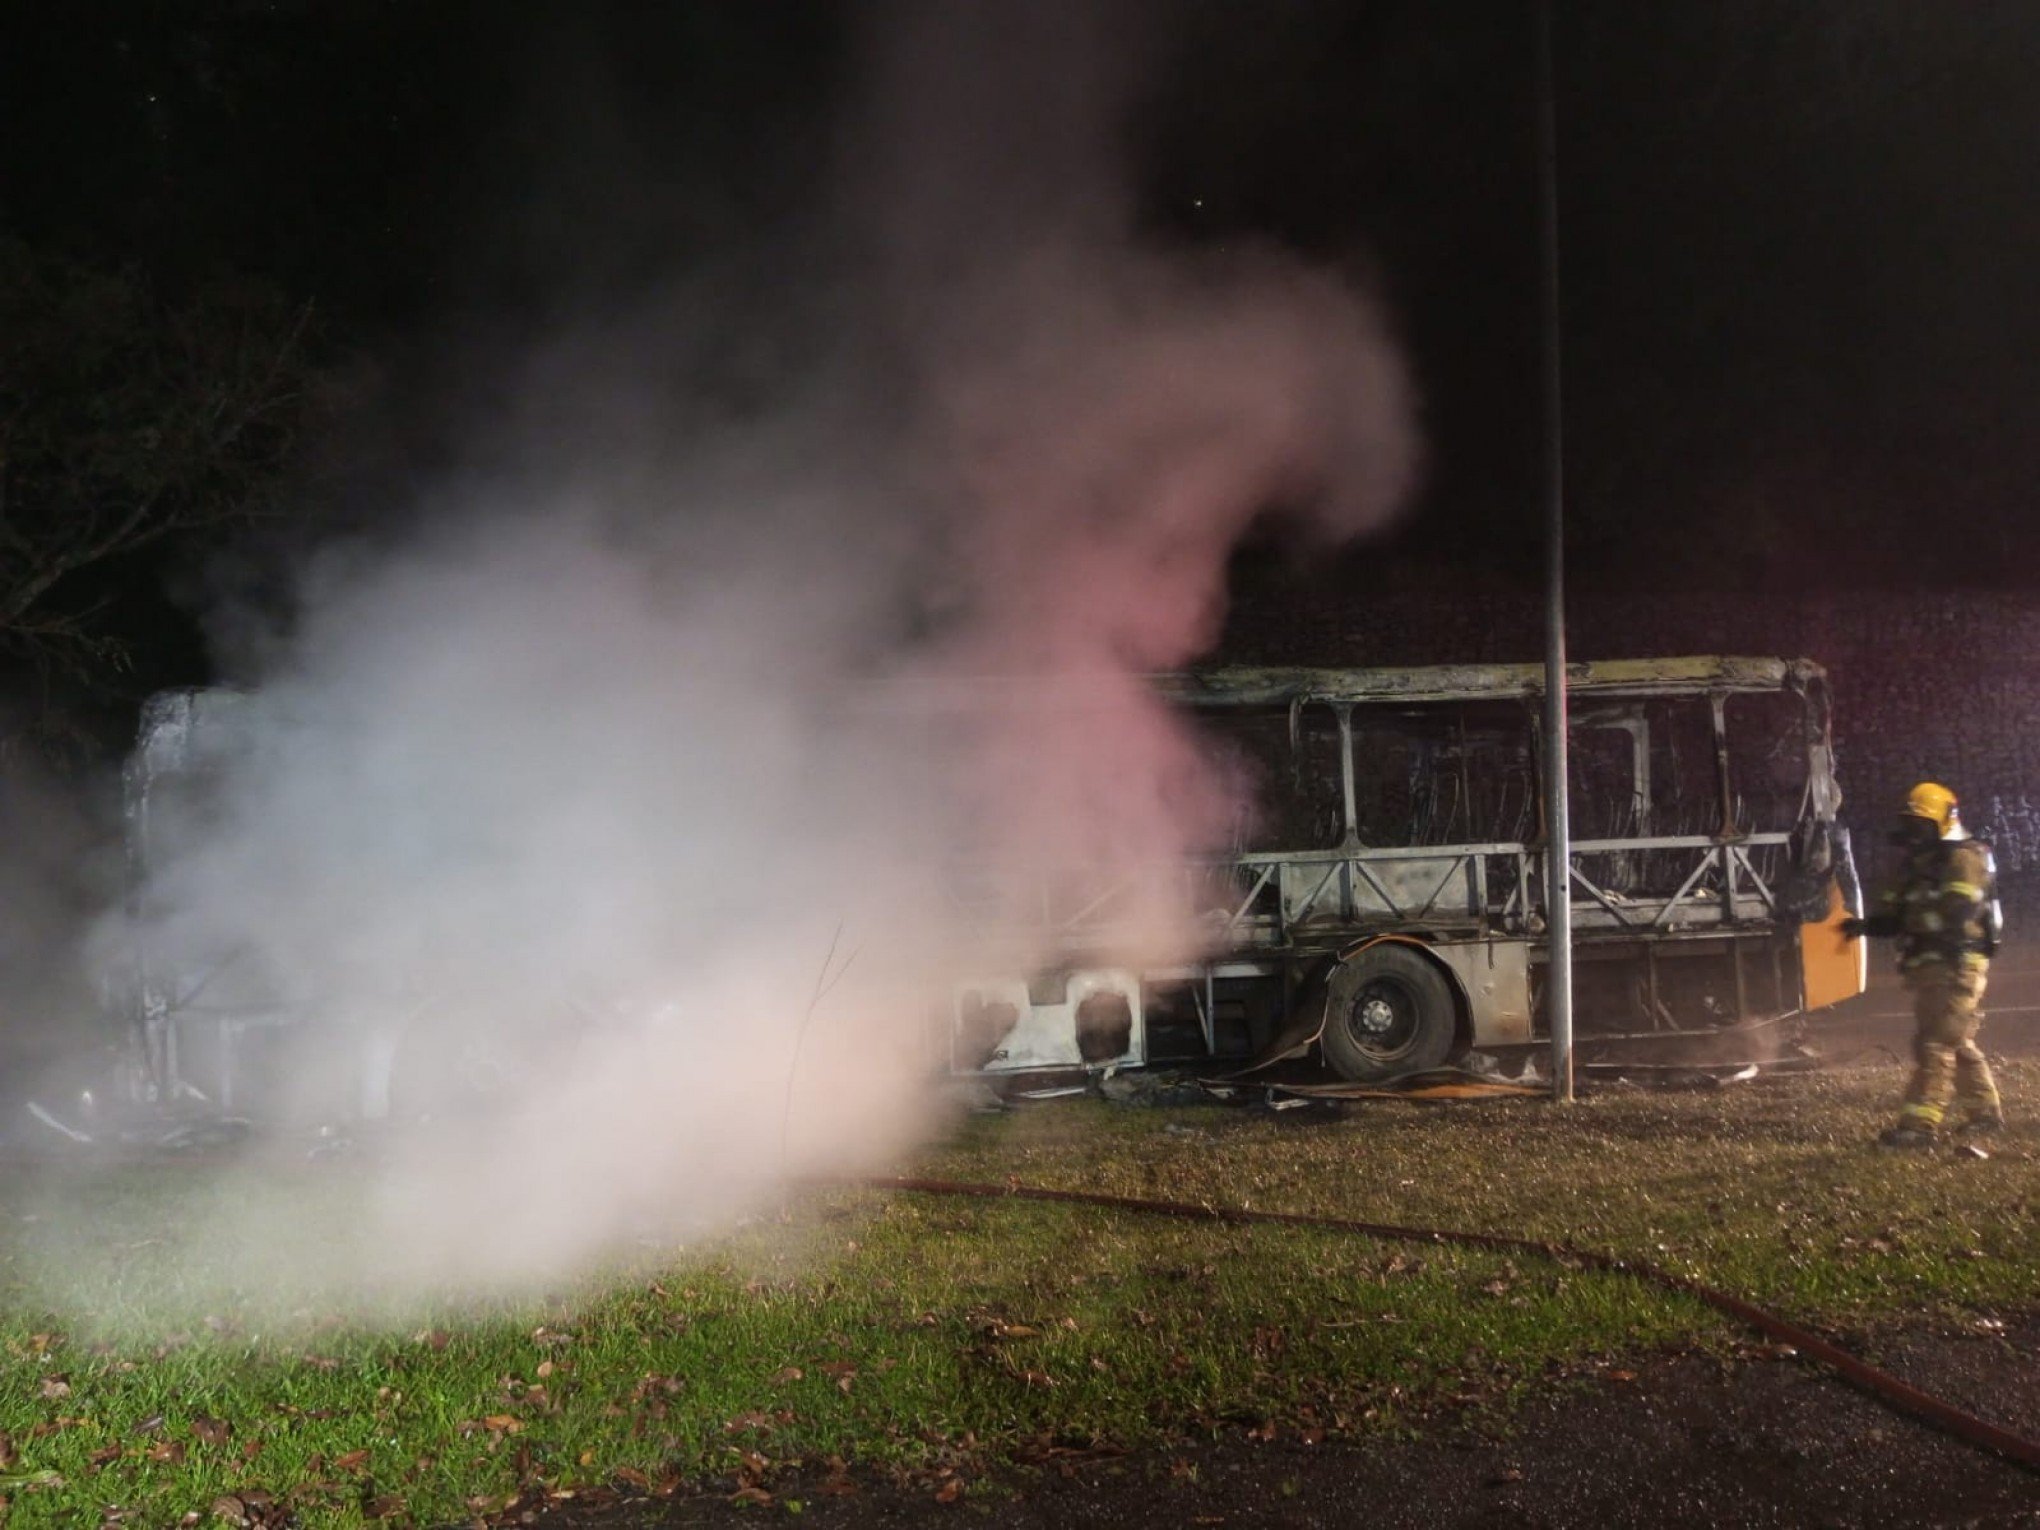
top-left (1158, 656), bottom-right (1824, 708)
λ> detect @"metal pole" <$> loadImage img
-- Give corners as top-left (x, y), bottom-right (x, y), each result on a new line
top-left (1536, 0), bottom-right (1574, 1102)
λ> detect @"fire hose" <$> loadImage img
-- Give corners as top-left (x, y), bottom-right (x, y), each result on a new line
top-left (838, 1175), bottom-right (2040, 1473)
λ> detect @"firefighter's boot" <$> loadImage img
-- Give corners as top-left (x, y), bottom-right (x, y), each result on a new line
top-left (1877, 1122), bottom-right (1937, 1150)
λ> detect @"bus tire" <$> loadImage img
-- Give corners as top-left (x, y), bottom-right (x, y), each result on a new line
top-left (388, 1016), bottom-right (557, 1121)
top-left (1321, 944), bottom-right (1458, 1082)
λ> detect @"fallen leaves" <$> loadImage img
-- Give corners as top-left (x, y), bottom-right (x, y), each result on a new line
top-left (819, 1455), bottom-right (857, 1497)
top-left (451, 1411), bottom-right (528, 1462)
top-left (191, 1416), bottom-right (232, 1446)
top-left (206, 1490), bottom-right (283, 1527)
top-left (605, 1465), bottom-right (682, 1499)
top-left (817, 1360), bottom-right (858, 1394)
top-left (723, 1443), bottom-right (779, 1505)
top-left (1013, 1435), bottom-right (1128, 1470)
top-left (627, 1372), bottom-right (686, 1406)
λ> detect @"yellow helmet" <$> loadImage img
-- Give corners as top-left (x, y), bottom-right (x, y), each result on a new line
top-left (1903, 781), bottom-right (1960, 836)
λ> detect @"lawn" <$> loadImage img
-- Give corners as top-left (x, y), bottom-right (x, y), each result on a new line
top-left (2, 1060), bottom-right (2036, 1526)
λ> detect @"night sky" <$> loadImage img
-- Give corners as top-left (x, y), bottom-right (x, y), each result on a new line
top-left (6, 1), bottom-right (2039, 707)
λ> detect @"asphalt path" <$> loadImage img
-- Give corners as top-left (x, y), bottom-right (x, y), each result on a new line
top-left (1805, 934), bottom-right (2040, 1062)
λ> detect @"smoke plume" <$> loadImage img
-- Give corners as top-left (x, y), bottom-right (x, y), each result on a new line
top-left (80, 1), bottom-right (1418, 1305)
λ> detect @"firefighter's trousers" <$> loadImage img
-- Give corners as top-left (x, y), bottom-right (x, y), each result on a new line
top-left (1898, 960), bottom-right (2001, 1128)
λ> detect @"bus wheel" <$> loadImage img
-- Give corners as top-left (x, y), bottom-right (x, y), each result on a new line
top-left (389, 1019), bottom-right (553, 1121)
top-left (1321, 945), bottom-right (1457, 1082)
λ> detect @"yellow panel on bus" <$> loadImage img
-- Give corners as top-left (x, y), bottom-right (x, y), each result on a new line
top-left (1800, 878), bottom-right (1868, 1012)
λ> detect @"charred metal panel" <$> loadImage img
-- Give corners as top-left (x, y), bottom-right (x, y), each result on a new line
top-left (1542, 932), bottom-right (1794, 1036)
top-left (1430, 940), bottom-right (1532, 1045)
top-left (1277, 854), bottom-right (1477, 929)
top-left (956, 969), bottom-right (1145, 1073)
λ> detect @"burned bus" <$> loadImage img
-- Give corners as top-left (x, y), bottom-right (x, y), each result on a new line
top-left (953, 656), bottom-right (1867, 1081)
top-left (115, 657), bottom-right (1866, 1114)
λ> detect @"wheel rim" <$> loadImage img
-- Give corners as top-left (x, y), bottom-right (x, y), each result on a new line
top-left (454, 1037), bottom-right (516, 1098)
top-left (1341, 978), bottom-right (1421, 1061)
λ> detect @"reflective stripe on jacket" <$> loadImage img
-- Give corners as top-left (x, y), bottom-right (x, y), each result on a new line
top-left (1877, 839), bottom-right (1996, 971)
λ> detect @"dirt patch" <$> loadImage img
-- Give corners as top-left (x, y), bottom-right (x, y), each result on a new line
top-left (528, 1317), bottom-right (2040, 1529)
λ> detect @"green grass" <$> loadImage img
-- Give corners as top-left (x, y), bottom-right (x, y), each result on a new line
top-left (2, 1060), bottom-right (2037, 1525)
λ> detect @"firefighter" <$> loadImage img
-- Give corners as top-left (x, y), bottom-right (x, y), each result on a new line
top-left (1842, 782), bottom-right (2005, 1148)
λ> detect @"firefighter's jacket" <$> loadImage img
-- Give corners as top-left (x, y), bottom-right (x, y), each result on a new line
top-left (1870, 838), bottom-right (2001, 974)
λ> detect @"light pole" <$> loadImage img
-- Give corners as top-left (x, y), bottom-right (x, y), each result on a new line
top-left (1536, 0), bottom-right (1575, 1103)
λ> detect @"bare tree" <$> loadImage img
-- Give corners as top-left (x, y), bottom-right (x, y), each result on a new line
top-left (0, 237), bottom-right (319, 682)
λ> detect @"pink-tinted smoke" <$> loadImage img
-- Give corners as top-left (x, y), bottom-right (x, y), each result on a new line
top-left (61, 0), bottom-right (1421, 1309)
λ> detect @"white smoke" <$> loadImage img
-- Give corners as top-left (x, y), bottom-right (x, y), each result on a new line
top-left (84, 1), bottom-right (1419, 1302)
top-left (0, 747), bottom-right (119, 1118)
